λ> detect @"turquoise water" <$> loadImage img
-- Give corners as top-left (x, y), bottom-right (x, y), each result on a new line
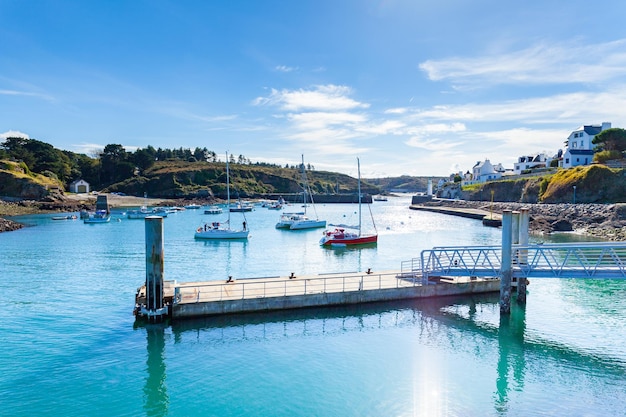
top-left (1, 196), bottom-right (625, 416)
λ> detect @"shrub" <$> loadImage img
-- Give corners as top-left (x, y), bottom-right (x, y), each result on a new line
top-left (593, 150), bottom-right (623, 163)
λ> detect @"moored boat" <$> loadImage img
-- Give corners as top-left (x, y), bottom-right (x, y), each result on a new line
top-left (320, 158), bottom-right (377, 246)
top-left (83, 210), bottom-right (111, 224)
top-left (195, 152), bottom-right (249, 240)
top-left (276, 155), bottom-right (326, 230)
top-left (204, 205), bottom-right (223, 214)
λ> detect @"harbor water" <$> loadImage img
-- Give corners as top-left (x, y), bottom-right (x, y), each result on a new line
top-left (1, 195), bottom-right (625, 416)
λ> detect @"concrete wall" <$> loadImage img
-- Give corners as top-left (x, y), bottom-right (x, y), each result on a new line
top-left (172, 280), bottom-right (500, 319)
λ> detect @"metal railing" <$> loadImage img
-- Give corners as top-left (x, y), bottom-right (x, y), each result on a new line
top-left (419, 242), bottom-right (626, 282)
top-left (173, 270), bottom-right (421, 305)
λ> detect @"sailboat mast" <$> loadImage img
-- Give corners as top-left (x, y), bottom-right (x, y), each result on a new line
top-left (226, 152), bottom-right (231, 224)
top-left (357, 157), bottom-right (362, 237)
top-left (301, 154), bottom-right (306, 213)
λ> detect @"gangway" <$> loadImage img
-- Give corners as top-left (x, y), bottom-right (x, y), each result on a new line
top-left (411, 242), bottom-right (626, 283)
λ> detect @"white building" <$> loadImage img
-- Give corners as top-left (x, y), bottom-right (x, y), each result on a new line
top-left (69, 179), bottom-right (90, 194)
top-left (514, 153), bottom-right (551, 175)
top-left (560, 122), bottom-right (611, 168)
top-left (462, 159), bottom-right (503, 185)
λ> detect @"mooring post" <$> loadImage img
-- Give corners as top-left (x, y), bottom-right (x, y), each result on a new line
top-left (500, 210), bottom-right (512, 314)
top-left (517, 208), bottom-right (529, 303)
top-left (145, 216), bottom-right (166, 322)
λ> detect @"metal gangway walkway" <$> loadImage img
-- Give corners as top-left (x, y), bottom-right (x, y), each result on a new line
top-left (402, 242), bottom-right (626, 283)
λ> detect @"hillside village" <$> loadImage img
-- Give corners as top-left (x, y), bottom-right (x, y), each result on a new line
top-left (448, 122), bottom-right (615, 188)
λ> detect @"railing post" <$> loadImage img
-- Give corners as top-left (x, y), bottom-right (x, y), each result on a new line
top-left (500, 210), bottom-right (513, 314)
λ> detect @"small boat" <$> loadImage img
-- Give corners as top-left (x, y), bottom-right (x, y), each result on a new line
top-left (276, 155), bottom-right (326, 230)
top-left (229, 202), bottom-right (254, 212)
top-left (83, 210), bottom-right (111, 224)
top-left (204, 206), bottom-right (223, 215)
top-left (374, 195), bottom-right (388, 202)
top-left (276, 212), bottom-right (326, 230)
top-left (184, 204), bottom-right (202, 209)
top-left (127, 206), bottom-right (168, 219)
top-left (195, 153), bottom-right (250, 240)
top-left (267, 200), bottom-right (284, 210)
top-left (320, 158), bottom-right (377, 246)
top-left (52, 215), bottom-right (77, 221)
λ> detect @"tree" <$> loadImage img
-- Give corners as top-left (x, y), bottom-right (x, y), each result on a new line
top-left (100, 144), bottom-right (128, 184)
top-left (592, 128), bottom-right (626, 153)
top-left (133, 148), bottom-right (156, 171)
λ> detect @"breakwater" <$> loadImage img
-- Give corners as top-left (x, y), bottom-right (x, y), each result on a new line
top-left (418, 199), bottom-right (626, 240)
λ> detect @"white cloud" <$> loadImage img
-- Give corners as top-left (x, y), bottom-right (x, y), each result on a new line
top-left (419, 39), bottom-right (626, 87)
top-left (275, 65), bottom-right (298, 72)
top-left (0, 89), bottom-right (55, 102)
top-left (0, 130), bottom-right (30, 140)
top-left (253, 84), bottom-right (369, 112)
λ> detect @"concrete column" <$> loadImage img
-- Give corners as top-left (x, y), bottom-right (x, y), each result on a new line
top-left (517, 208), bottom-right (529, 303)
top-left (512, 211), bottom-right (520, 245)
top-left (146, 216), bottom-right (164, 315)
top-left (500, 210), bottom-right (512, 314)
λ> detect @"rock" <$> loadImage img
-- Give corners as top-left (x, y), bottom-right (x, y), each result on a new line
top-left (551, 219), bottom-right (573, 232)
top-left (0, 217), bottom-right (24, 233)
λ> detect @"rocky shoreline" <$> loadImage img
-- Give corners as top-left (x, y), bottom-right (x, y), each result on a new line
top-left (0, 194), bottom-right (201, 233)
top-left (3, 197), bottom-right (626, 240)
top-left (419, 199), bottom-right (626, 241)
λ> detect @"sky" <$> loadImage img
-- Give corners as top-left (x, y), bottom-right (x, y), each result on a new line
top-left (3, 0), bottom-right (626, 178)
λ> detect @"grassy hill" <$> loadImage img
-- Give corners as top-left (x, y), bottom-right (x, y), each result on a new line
top-left (103, 160), bottom-right (384, 199)
top-left (0, 160), bottom-right (64, 199)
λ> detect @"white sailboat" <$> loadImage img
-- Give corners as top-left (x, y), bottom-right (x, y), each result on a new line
top-left (276, 155), bottom-right (326, 230)
top-left (319, 158), bottom-right (377, 246)
top-left (194, 153), bottom-right (249, 240)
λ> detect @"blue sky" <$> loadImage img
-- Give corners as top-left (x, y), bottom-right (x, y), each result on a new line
top-left (2, 0), bottom-right (626, 177)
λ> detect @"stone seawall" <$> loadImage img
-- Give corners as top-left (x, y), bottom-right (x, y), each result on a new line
top-left (420, 200), bottom-right (626, 241)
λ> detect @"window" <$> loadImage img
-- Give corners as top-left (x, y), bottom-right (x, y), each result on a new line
top-left (565, 158), bottom-right (570, 164)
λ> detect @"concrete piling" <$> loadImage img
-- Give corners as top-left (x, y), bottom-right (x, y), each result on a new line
top-left (500, 210), bottom-right (512, 314)
top-left (143, 216), bottom-right (168, 322)
top-left (517, 208), bottom-right (529, 303)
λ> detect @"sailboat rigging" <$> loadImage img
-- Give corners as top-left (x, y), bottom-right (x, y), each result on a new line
top-left (194, 152), bottom-right (249, 239)
top-left (319, 158), bottom-right (378, 246)
top-left (276, 155), bottom-right (326, 230)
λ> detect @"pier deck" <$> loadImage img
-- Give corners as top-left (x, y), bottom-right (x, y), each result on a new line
top-left (135, 270), bottom-right (500, 319)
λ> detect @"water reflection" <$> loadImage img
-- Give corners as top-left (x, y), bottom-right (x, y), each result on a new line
top-left (142, 323), bottom-right (169, 417)
top-left (494, 304), bottom-right (527, 415)
top-left (140, 292), bottom-right (622, 416)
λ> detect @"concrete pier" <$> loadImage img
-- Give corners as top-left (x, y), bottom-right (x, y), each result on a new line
top-left (170, 273), bottom-right (499, 319)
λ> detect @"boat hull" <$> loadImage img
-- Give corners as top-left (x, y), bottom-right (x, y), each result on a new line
top-left (290, 220), bottom-right (327, 230)
top-left (194, 229), bottom-right (249, 239)
top-left (319, 230), bottom-right (378, 246)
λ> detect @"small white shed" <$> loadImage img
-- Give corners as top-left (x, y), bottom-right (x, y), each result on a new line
top-left (69, 179), bottom-right (90, 194)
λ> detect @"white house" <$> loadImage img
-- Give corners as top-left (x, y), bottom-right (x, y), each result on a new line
top-left (514, 153), bottom-right (551, 175)
top-left (69, 179), bottom-right (90, 194)
top-left (462, 159), bottom-right (503, 185)
top-left (560, 122), bottom-right (611, 168)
